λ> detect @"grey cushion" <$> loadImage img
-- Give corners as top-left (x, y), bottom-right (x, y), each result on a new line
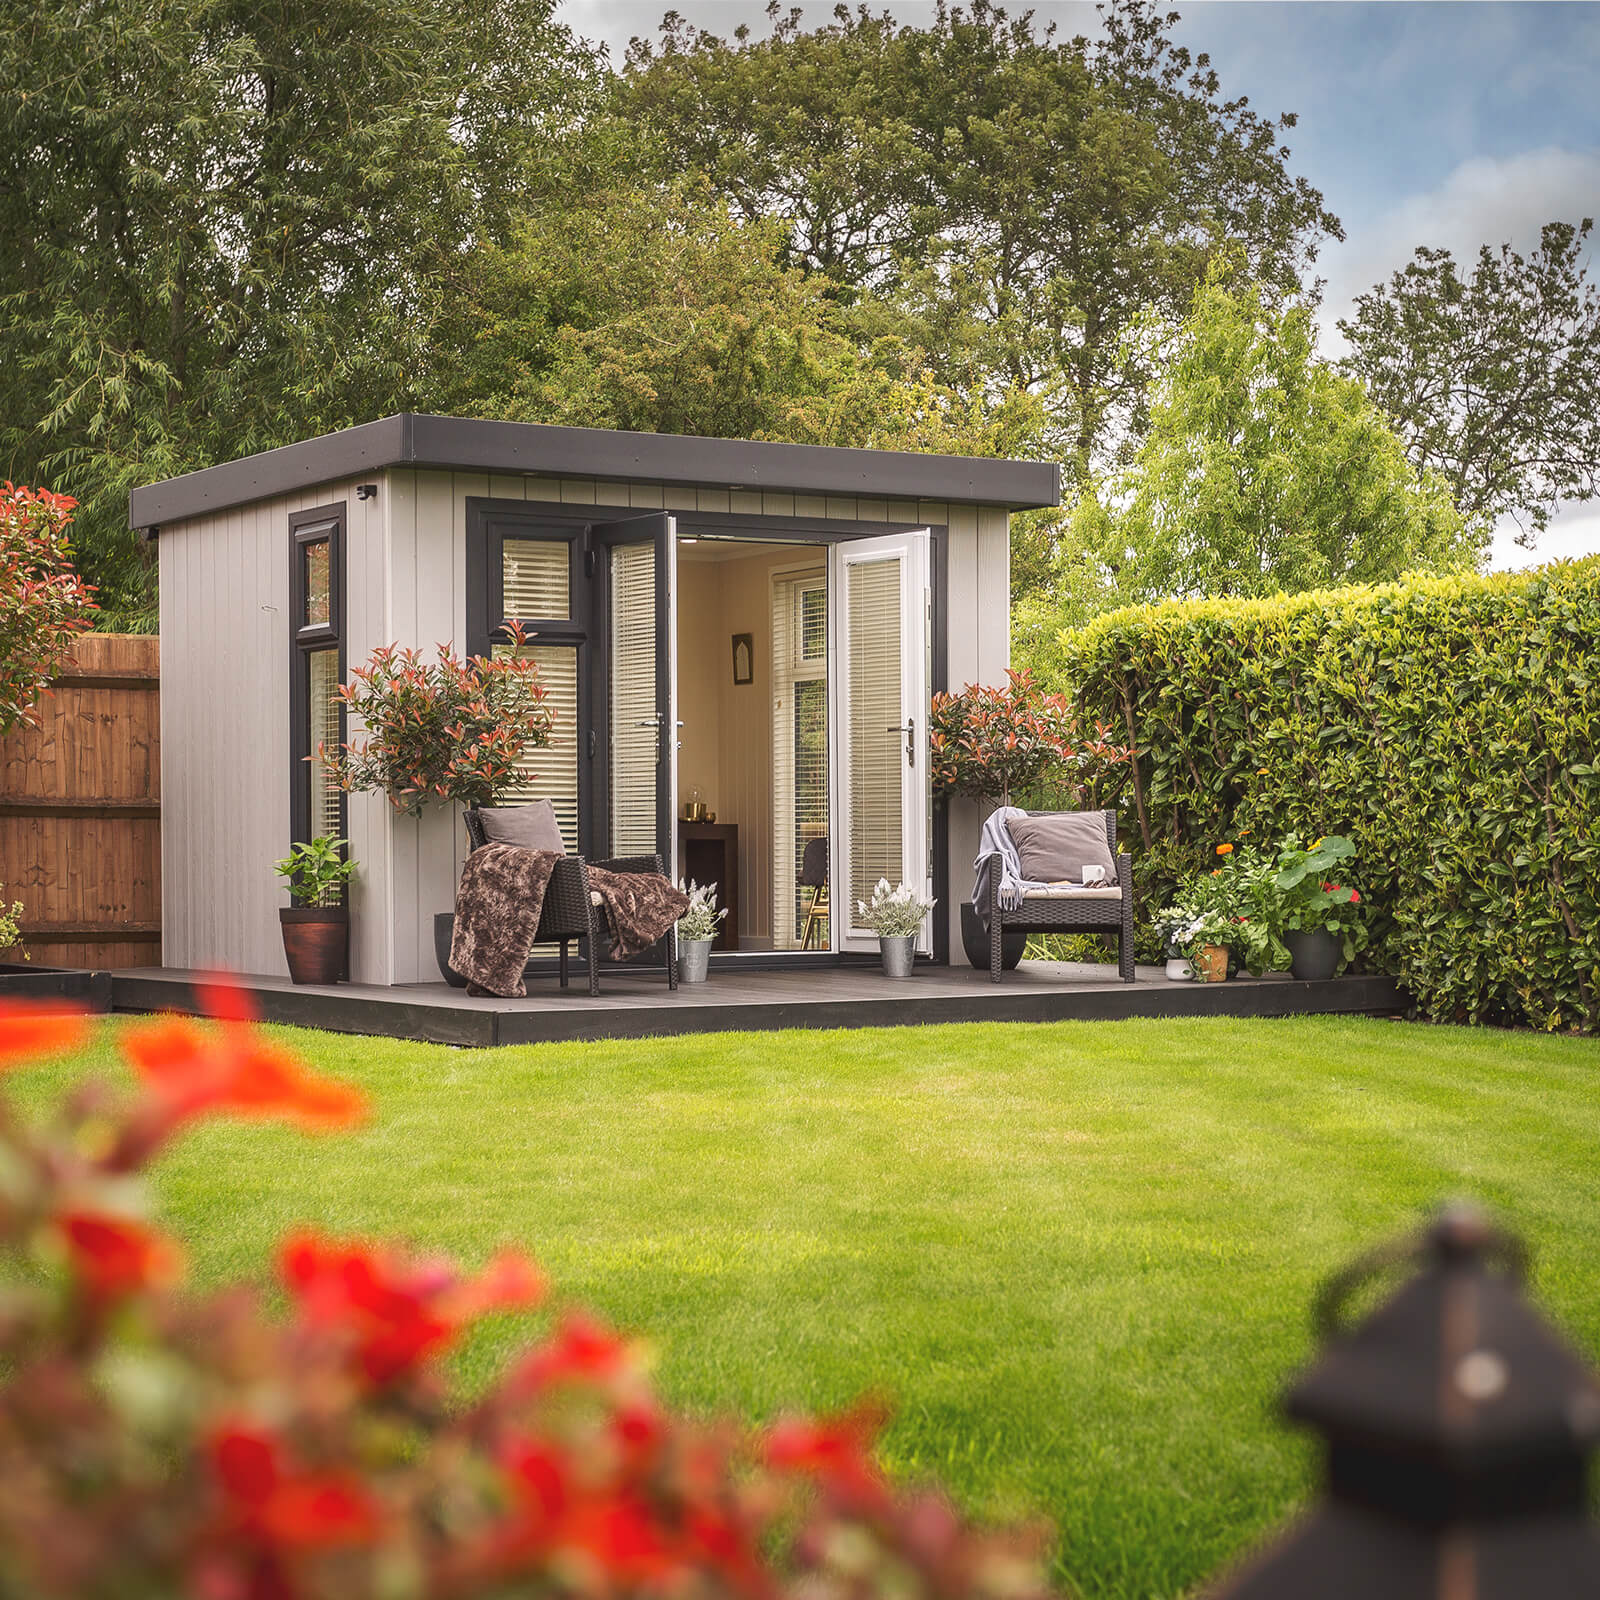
top-left (476, 800), bottom-right (565, 855)
top-left (1007, 812), bottom-right (1118, 886)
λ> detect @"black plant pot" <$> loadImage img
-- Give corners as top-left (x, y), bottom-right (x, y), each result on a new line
top-left (959, 903), bottom-right (1027, 971)
top-left (434, 911), bottom-right (468, 988)
top-left (1285, 927), bottom-right (1341, 982)
top-left (280, 907), bottom-right (348, 985)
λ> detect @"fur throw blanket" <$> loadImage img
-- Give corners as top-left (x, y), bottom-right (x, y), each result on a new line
top-left (449, 843), bottom-right (559, 998)
top-left (587, 866), bottom-right (690, 961)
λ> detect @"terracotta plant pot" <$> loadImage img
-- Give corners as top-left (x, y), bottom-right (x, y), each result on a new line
top-left (1193, 943), bottom-right (1229, 983)
top-left (280, 906), bottom-right (348, 985)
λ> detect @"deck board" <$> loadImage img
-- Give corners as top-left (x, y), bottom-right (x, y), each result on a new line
top-left (108, 962), bottom-right (1412, 1048)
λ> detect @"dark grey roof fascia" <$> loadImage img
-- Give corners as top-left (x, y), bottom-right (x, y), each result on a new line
top-left (128, 413), bottom-right (1060, 530)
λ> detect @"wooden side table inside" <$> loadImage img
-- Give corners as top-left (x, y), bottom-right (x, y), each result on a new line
top-left (678, 821), bottom-right (739, 951)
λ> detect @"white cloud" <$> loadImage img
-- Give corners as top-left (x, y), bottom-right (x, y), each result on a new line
top-left (1317, 145), bottom-right (1600, 352)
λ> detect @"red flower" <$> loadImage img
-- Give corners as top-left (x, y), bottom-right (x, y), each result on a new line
top-left (765, 1405), bottom-right (888, 1507)
top-left (0, 1000), bottom-right (90, 1067)
top-left (209, 1425), bottom-right (379, 1549)
top-left (57, 1211), bottom-right (182, 1301)
top-left (1349, 889), bottom-right (1361, 904)
top-left (281, 1231), bottom-right (544, 1384)
top-left (512, 1311), bottom-right (633, 1393)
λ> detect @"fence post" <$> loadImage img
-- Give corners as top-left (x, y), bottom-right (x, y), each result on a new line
top-left (1208, 1204), bottom-right (1600, 1596)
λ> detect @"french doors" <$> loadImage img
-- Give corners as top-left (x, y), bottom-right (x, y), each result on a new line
top-left (830, 530), bottom-right (932, 953)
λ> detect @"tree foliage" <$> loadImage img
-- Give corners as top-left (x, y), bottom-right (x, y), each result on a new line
top-left (1020, 269), bottom-right (1476, 653)
top-left (619, 0), bottom-right (1342, 477)
top-left (1339, 218), bottom-right (1600, 544)
top-left (432, 181), bottom-right (1041, 456)
top-left (0, 0), bottom-right (602, 624)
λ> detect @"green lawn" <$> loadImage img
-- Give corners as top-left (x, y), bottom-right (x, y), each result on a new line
top-left (15, 1015), bottom-right (1600, 1599)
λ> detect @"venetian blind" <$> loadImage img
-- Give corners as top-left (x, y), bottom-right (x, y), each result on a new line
top-left (771, 571), bottom-right (828, 949)
top-left (846, 556), bottom-right (902, 919)
top-left (502, 538), bottom-right (569, 620)
top-left (492, 642), bottom-right (580, 852)
top-left (610, 543), bottom-right (658, 855)
top-left (307, 646), bottom-right (343, 842)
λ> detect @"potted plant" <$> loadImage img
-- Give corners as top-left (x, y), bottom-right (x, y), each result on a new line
top-left (929, 669), bottom-right (1130, 970)
top-left (1271, 835), bottom-right (1366, 981)
top-left (325, 626), bottom-right (554, 816)
top-left (675, 881), bottom-right (727, 984)
top-left (857, 878), bottom-right (935, 977)
top-left (1156, 842), bottom-right (1293, 983)
top-left (273, 836), bottom-right (357, 985)
top-left (1153, 905), bottom-right (1231, 982)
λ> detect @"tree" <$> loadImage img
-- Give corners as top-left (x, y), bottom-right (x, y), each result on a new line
top-left (432, 180), bottom-right (1043, 457)
top-left (1339, 219), bottom-right (1600, 544)
top-left (0, 484), bottom-right (96, 735)
top-left (619, 0), bottom-right (1342, 479)
top-left (0, 0), bottom-right (602, 624)
top-left (1020, 268), bottom-right (1476, 651)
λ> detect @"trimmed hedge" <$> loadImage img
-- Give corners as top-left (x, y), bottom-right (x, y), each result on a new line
top-left (1055, 560), bottom-right (1600, 1031)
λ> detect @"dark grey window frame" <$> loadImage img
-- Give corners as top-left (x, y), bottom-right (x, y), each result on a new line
top-left (288, 503), bottom-right (347, 855)
top-left (466, 497), bottom-right (950, 965)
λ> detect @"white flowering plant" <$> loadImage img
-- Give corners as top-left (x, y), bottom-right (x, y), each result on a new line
top-left (676, 880), bottom-right (728, 943)
top-left (856, 878), bottom-right (935, 940)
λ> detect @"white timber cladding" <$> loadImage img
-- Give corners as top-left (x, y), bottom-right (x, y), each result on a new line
top-left (159, 466), bottom-right (1008, 981)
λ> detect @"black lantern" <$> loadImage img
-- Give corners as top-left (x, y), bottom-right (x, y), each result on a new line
top-left (1210, 1205), bottom-right (1600, 1597)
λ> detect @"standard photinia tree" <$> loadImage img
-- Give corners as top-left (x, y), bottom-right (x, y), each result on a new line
top-left (930, 668), bottom-right (1130, 809)
top-left (0, 993), bottom-right (1056, 1600)
top-left (327, 628), bottom-right (554, 816)
top-left (0, 483), bottom-right (97, 735)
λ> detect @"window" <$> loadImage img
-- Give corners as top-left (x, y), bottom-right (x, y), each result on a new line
top-left (290, 506), bottom-right (345, 854)
top-left (772, 569), bottom-right (829, 949)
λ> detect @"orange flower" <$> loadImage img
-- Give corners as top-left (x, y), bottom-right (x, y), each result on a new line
top-left (1215, 843), bottom-right (1234, 856)
top-left (57, 1211), bottom-right (183, 1301)
top-left (0, 1001), bottom-right (90, 1067)
top-left (123, 1015), bottom-right (367, 1133)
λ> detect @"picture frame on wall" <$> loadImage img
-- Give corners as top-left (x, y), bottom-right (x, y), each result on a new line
top-left (731, 632), bottom-right (754, 685)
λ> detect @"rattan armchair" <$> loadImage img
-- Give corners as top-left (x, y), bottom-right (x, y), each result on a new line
top-left (981, 809), bottom-right (1135, 983)
top-left (462, 811), bottom-right (677, 996)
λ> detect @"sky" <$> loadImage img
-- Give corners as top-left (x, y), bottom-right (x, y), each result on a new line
top-left (559, 0), bottom-right (1600, 568)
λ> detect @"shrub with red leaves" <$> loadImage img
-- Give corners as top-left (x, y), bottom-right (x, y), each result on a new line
top-left (0, 483), bottom-right (97, 736)
top-left (929, 668), bottom-right (1130, 808)
top-left (327, 626), bottom-right (554, 816)
top-left (0, 994), bottom-right (1057, 1600)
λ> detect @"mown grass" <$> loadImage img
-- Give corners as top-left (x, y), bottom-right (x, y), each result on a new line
top-left (12, 1015), bottom-right (1599, 1598)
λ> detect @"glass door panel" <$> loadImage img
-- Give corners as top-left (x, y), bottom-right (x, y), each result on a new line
top-left (772, 568), bottom-right (829, 950)
top-left (594, 513), bottom-right (677, 872)
top-left (491, 641), bottom-right (581, 853)
top-left (832, 531), bottom-right (932, 952)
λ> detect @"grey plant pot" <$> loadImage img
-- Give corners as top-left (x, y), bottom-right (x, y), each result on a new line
top-left (678, 937), bottom-right (713, 984)
top-left (879, 933), bottom-right (917, 978)
top-left (1285, 927), bottom-right (1342, 982)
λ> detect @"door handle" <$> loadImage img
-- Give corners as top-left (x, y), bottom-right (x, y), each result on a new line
top-left (886, 719), bottom-right (916, 767)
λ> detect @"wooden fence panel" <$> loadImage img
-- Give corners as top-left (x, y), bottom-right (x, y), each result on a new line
top-left (0, 634), bottom-right (161, 969)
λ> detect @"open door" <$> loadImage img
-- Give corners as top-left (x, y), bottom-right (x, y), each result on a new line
top-left (831, 530), bottom-right (932, 954)
top-left (594, 514), bottom-right (677, 876)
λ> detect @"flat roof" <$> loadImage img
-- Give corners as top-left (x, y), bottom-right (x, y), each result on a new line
top-left (128, 413), bottom-right (1060, 530)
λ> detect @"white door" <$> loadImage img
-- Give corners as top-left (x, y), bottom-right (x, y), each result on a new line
top-left (831, 530), bottom-right (932, 953)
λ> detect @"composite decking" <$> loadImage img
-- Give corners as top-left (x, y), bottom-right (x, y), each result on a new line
top-left (107, 961), bottom-right (1411, 1048)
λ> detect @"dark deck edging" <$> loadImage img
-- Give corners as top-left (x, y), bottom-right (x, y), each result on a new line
top-left (107, 969), bottom-right (1412, 1049)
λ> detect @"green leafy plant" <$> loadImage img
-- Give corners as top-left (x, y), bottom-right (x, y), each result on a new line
top-left (327, 628), bottom-right (554, 816)
top-left (272, 837), bottom-right (357, 909)
top-left (676, 880), bottom-right (728, 943)
top-left (857, 879), bottom-right (935, 940)
top-left (1054, 560), bottom-right (1600, 1029)
top-left (1272, 834), bottom-right (1367, 961)
top-left (1155, 843), bottom-right (1290, 977)
top-left (930, 668), bottom-right (1129, 807)
top-left (0, 893), bottom-right (25, 960)
top-left (0, 485), bottom-right (97, 736)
